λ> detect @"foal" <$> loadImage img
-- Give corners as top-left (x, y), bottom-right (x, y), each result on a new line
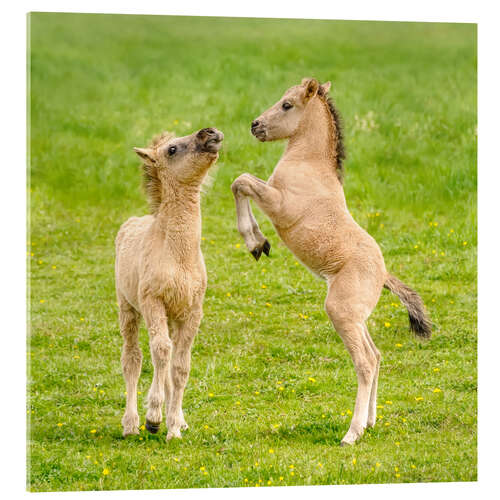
top-left (115, 127), bottom-right (223, 440)
top-left (232, 78), bottom-right (431, 445)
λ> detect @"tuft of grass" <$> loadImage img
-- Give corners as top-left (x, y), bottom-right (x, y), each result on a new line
top-left (28, 13), bottom-right (476, 491)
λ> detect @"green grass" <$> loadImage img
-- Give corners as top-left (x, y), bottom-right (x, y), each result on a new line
top-left (27, 13), bottom-right (477, 491)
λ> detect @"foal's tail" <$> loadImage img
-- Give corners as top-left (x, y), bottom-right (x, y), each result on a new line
top-left (384, 274), bottom-right (432, 338)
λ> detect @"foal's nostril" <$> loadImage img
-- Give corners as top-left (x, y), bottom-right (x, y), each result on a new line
top-left (251, 120), bottom-right (260, 129)
top-left (197, 128), bottom-right (216, 139)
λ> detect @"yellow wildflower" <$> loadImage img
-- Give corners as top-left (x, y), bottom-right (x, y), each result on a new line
top-left (90, 429), bottom-right (97, 434)
top-left (352, 458), bottom-right (357, 465)
top-left (433, 388), bottom-right (442, 393)
top-left (384, 322), bottom-right (391, 327)
top-left (269, 448), bottom-right (274, 454)
top-left (102, 468), bottom-right (110, 476)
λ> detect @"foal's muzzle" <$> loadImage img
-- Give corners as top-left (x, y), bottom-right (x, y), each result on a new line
top-left (197, 127), bottom-right (224, 153)
top-left (251, 119), bottom-right (267, 141)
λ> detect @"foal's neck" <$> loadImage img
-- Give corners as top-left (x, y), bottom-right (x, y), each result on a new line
top-left (285, 97), bottom-right (338, 170)
top-left (153, 185), bottom-right (203, 251)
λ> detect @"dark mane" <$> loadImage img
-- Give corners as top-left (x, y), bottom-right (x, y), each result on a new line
top-left (141, 132), bottom-right (173, 215)
top-left (317, 88), bottom-right (346, 184)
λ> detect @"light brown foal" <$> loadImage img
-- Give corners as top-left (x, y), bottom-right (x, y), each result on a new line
top-left (231, 78), bottom-right (431, 445)
top-left (116, 127), bottom-right (223, 441)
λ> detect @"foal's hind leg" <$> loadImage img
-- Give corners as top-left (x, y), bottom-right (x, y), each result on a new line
top-left (166, 306), bottom-right (202, 440)
top-left (325, 278), bottom-right (380, 445)
top-left (141, 297), bottom-right (172, 433)
top-left (119, 300), bottom-right (142, 437)
top-left (364, 325), bottom-right (381, 428)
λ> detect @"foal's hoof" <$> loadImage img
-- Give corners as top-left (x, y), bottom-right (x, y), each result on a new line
top-left (145, 420), bottom-right (161, 434)
top-left (340, 439), bottom-right (354, 447)
top-left (251, 247), bottom-right (263, 261)
top-left (340, 427), bottom-right (363, 446)
top-left (166, 429), bottom-right (182, 441)
top-left (122, 427), bottom-right (139, 438)
top-left (262, 239), bottom-right (271, 256)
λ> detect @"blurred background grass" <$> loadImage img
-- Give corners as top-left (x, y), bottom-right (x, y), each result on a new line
top-left (28, 13), bottom-right (476, 491)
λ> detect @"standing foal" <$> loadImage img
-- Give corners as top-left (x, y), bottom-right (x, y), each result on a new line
top-left (115, 127), bottom-right (223, 440)
top-left (231, 78), bottom-right (431, 445)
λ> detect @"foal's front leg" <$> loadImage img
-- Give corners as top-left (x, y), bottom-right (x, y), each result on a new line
top-left (231, 173), bottom-right (282, 260)
top-left (141, 297), bottom-right (172, 434)
top-left (166, 307), bottom-right (202, 440)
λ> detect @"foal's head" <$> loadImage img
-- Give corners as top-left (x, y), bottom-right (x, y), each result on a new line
top-left (134, 128), bottom-right (223, 212)
top-left (251, 78), bottom-right (332, 142)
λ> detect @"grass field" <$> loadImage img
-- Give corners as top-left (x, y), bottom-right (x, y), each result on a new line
top-left (27, 13), bottom-right (477, 491)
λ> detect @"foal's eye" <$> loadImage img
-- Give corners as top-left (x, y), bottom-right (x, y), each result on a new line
top-left (168, 145), bottom-right (177, 156)
top-left (282, 102), bottom-right (293, 110)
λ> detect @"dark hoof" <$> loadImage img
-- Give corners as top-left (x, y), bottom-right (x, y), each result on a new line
top-left (145, 420), bottom-right (160, 434)
top-left (262, 239), bottom-right (271, 256)
top-left (251, 247), bottom-right (262, 261)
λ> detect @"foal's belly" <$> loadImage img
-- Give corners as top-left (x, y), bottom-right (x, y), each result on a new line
top-left (275, 223), bottom-right (346, 279)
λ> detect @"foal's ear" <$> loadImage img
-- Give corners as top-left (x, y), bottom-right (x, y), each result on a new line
top-left (133, 147), bottom-right (157, 165)
top-left (302, 78), bottom-right (319, 101)
top-left (318, 81), bottom-right (332, 96)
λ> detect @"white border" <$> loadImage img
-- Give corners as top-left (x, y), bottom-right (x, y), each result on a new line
top-left (2, 1), bottom-right (498, 499)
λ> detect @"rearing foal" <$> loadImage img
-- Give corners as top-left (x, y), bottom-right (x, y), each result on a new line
top-left (231, 78), bottom-right (431, 446)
